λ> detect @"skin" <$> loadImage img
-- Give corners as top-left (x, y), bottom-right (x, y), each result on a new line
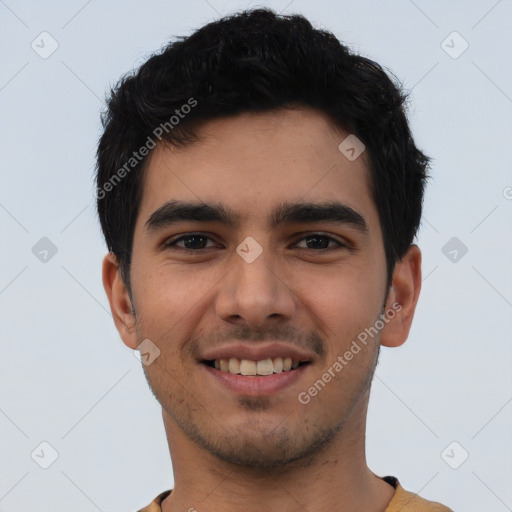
top-left (103, 108), bottom-right (422, 512)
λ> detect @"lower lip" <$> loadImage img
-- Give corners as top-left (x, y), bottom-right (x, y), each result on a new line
top-left (201, 363), bottom-right (308, 396)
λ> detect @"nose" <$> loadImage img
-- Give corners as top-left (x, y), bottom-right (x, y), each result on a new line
top-left (215, 247), bottom-right (296, 328)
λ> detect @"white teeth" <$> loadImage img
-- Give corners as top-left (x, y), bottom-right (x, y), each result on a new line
top-left (211, 357), bottom-right (303, 375)
top-left (256, 359), bottom-right (273, 376)
top-left (240, 359), bottom-right (256, 375)
top-left (229, 358), bottom-right (240, 374)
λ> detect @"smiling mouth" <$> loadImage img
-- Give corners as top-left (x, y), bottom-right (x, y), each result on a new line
top-left (202, 358), bottom-right (310, 376)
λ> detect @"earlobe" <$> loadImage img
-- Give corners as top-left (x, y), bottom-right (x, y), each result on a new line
top-left (102, 252), bottom-right (139, 349)
top-left (380, 244), bottom-right (422, 348)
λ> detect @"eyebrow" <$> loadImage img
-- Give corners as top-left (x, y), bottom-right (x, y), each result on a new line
top-left (144, 199), bottom-right (368, 234)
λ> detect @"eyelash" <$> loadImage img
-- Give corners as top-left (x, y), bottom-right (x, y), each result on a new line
top-left (164, 233), bottom-right (345, 252)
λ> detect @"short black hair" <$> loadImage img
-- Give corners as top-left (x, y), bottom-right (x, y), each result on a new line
top-left (96, 7), bottom-right (430, 290)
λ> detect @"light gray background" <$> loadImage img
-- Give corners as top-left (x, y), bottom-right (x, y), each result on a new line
top-left (1, 1), bottom-right (511, 511)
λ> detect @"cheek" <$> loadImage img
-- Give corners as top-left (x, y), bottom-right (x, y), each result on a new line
top-left (300, 267), bottom-right (384, 349)
top-left (135, 261), bottom-right (214, 308)
top-left (131, 266), bottom-right (211, 345)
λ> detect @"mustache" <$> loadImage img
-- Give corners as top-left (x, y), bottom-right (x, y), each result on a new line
top-left (188, 324), bottom-right (325, 357)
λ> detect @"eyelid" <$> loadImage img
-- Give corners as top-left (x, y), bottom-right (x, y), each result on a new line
top-left (163, 232), bottom-right (220, 249)
top-left (292, 232), bottom-right (346, 249)
top-left (164, 231), bottom-right (347, 250)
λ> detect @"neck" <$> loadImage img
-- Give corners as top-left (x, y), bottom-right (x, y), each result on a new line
top-left (160, 389), bottom-right (395, 512)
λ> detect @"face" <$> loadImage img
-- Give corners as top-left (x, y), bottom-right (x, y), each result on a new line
top-left (108, 108), bottom-right (408, 469)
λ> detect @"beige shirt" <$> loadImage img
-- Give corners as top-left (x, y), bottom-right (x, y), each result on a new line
top-left (136, 476), bottom-right (453, 511)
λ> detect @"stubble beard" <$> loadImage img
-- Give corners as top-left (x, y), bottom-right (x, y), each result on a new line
top-left (142, 349), bottom-right (380, 474)
top-left (136, 304), bottom-right (383, 473)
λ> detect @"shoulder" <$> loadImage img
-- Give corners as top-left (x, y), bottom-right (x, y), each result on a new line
top-left (135, 490), bottom-right (172, 512)
top-left (384, 477), bottom-right (453, 512)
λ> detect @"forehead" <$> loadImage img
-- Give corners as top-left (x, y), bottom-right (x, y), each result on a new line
top-left (136, 108), bottom-right (377, 232)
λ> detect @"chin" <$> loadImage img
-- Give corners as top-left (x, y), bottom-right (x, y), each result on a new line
top-left (185, 416), bottom-right (342, 471)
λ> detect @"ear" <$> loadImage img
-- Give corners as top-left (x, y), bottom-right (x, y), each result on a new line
top-left (102, 252), bottom-right (139, 350)
top-left (380, 244), bottom-right (422, 348)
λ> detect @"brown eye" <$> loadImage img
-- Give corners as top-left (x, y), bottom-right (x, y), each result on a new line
top-left (165, 234), bottom-right (217, 250)
top-left (295, 234), bottom-right (344, 250)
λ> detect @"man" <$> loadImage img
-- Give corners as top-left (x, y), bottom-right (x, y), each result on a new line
top-left (97, 8), bottom-right (453, 511)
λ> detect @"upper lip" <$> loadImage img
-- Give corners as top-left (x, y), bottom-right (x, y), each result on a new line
top-left (199, 342), bottom-right (317, 363)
